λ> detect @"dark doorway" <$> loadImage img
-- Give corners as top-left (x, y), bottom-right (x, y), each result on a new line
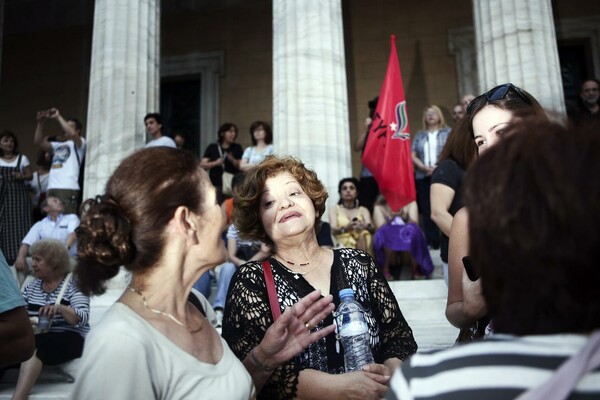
top-left (160, 76), bottom-right (201, 156)
top-left (558, 38), bottom-right (594, 113)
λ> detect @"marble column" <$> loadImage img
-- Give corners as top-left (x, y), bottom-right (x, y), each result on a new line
top-left (272, 0), bottom-right (352, 214)
top-left (84, 0), bottom-right (160, 199)
top-left (448, 27), bottom-right (478, 100)
top-left (472, 0), bottom-right (565, 113)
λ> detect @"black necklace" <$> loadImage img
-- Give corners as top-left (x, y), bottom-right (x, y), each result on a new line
top-left (275, 253), bottom-right (310, 266)
top-left (274, 255), bottom-right (321, 280)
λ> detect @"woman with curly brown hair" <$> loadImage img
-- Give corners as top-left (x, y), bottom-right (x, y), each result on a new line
top-left (71, 147), bottom-right (335, 399)
top-left (222, 155), bottom-right (417, 400)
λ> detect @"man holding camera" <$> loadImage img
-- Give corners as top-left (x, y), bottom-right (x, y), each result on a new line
top-left (34, 108), bottom-right (86, 215)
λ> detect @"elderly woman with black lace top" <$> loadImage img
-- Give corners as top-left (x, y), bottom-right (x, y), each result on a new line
top-left (222, 155), bottom-right (417, 400)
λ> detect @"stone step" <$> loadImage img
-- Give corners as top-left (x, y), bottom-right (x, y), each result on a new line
top-left (389, 279), bottom-right (458, 352)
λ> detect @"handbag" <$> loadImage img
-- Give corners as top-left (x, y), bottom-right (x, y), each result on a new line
top-left (217, 144), bottom-right (234, 196)
top-left (222, 171), bottom-right (234, 196)
top-left (261, 260), bottom-right (281, 321)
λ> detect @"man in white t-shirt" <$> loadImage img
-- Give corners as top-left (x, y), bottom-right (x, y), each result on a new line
top-left (144, 113), bottom-right (176, 148)
top-left (34, 108), bottom-right (86, 214)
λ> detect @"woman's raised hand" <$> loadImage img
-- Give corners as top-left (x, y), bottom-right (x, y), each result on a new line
top-left (255, 290), bottom-right (336, 369)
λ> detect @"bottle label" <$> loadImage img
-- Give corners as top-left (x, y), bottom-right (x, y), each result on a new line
top-left (338, 320), bottom-right (368, 336)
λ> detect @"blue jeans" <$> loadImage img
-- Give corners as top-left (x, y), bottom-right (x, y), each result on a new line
top-left (212, 262), bottom-right (237, 310)
top-left (192, 271), bottom-right (212, 299)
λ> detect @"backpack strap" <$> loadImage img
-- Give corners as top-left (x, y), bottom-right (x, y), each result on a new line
top-left (261, 259), bottom-right (281, 321)
top-left (54, 273), bottom-right (72, 306)
top-left (74, 142), bottom-right (81, 167)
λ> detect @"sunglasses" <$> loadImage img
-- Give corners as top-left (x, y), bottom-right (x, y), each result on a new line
top-left (466, 83), bottom-right (531, 115)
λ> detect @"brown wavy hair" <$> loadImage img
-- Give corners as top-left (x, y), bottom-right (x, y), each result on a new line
top-left (75, 147), bottom-right (205, 295)
top-left (466, 84), bottom-right (547, 139)
top-left (465, 120), bottom-right (600, 335)
top-left (233, 155), bottom-right (328, 247)
top-left (249, 120), bottom-right (273, 145)
top-left (438, 116), bottom-right (477, 170)
top-left (0, 131), bottom-right (19, 156)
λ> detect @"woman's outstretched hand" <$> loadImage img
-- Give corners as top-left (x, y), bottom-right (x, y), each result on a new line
top-left (255, 290), bottom-right (336, 369)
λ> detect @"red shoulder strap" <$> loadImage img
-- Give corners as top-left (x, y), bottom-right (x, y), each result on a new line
top-left (261, 259), bottom-right (281, 321)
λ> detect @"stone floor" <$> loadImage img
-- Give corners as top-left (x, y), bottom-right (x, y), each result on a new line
top-left (0, 248), bottom-right (457, 399)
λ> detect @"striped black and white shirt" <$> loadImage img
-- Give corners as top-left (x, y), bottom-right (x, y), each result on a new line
top-left (387, 334), bottom-right (600, 400)
top-left (22, 277), bottom-right (90, 336)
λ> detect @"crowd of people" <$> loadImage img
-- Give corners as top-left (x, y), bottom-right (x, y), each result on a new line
top-left (0, 77), bottom-right (598, 399)
top-left (1, 108), bottom-right (89, 399)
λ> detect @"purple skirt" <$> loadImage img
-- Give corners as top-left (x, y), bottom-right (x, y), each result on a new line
top-left (373, 222), bottom-right (434, 276)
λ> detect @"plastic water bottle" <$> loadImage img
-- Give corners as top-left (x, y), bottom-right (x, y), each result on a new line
top-left (335, 288), bottom-right (374, 372)
top-left (37, 315), bottom-right (51, 333)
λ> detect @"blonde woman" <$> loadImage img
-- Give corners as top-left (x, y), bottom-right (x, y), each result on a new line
top-left (411, 105), bottom-right (451, 249)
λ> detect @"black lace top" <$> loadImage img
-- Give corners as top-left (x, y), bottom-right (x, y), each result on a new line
top-left (222, 248), bottom-right (418, 399)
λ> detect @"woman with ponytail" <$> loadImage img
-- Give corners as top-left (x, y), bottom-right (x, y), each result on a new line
top-left (72, 147), bottom-right (335, 399)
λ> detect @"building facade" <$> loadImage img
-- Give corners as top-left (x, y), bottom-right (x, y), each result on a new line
top-left (1, 0), bottom-right (599, 209)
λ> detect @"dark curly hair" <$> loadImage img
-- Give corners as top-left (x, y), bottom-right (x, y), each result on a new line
top-left (249, 121), bottom-right (273, 145)
top-left (217, 122), bottom-right (238, 144)
top-left (75, 147), bottom-right (205, 295)
top-left (337, 177), bottom-right (360, 205)
top-left (0, 131), bottom-right (19, 156)
top-left (144, 113), bottom-right (162, 125)
top-left (438, 116), bottom-right (477, 170)
top-left (233, 156), bottom-right (328, 247)
top-left (465, 120), bottom-right (600, 335)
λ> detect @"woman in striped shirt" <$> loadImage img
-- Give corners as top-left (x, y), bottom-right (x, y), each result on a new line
top-left (12, 239), bottom-right (89, 400)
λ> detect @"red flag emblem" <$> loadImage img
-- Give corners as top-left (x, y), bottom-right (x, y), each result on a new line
top-left (362, 35), bottom-right (416, 211)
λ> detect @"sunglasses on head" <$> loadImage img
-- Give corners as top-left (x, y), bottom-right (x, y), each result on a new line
top-left (466, 83), bottom-right (532, 115)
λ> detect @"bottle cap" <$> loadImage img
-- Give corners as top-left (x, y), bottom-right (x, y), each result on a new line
top-left (339, 288), bottom-right (355, 300)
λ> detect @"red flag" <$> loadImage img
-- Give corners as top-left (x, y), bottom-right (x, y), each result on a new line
top-left (361, 35), bottom-right (416, 211)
